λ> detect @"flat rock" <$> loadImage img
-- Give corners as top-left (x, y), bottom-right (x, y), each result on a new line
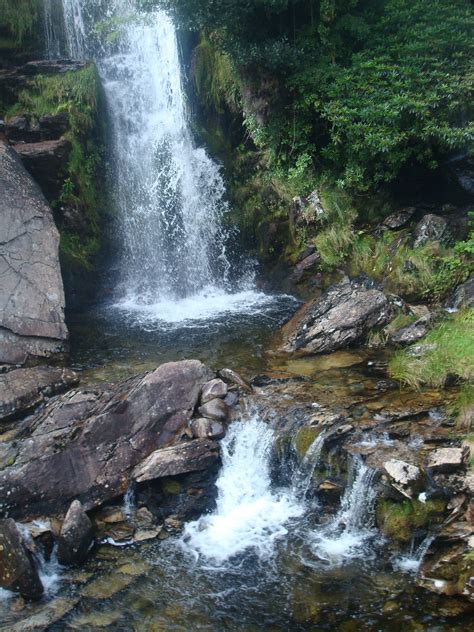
top-left (0, 360), bottom-right (214, 519)
top-left (132, 439), bottom-right (220, 483)
top-left (201, 378), bottom-right (228, 404)
top-left (427, 447), bottom-right (468, 473)
top-left (279, 280), bottom-right (393, 355)
top-left (0, 141), bottom-right (68, 365)
top-left (0, 366), bottom-right (78, 422)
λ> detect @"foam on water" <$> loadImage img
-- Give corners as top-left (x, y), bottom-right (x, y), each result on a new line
top-left (182, 417), bottom-right (304, 563)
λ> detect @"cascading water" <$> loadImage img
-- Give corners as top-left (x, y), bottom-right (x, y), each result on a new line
top-left (182, 416), bottom-right (304, 563)
top-left (292, 430), bottom-right (327, 499)
top-left (59, 0), bottom-right (271, 321)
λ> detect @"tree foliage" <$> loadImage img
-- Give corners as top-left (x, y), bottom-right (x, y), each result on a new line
top-left (148, 0), bottom-right (473, 191)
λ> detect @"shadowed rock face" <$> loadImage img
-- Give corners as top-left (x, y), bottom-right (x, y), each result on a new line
top-left (0, 360), bottom-right (214, 519)
top-left (0, 141), bottom-right (68, 365)
top-left (279, 280), bottom-right (394, 355)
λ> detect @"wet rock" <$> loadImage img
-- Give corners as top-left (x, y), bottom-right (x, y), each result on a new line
top-left (190, 418), bottom-right (226, 440)
top-left (224, 391), bottom-right (239, 407)
top-left (452, 276), bottom-right (474, 309)
top-left (57, 500), bottom-right (93, 566)
top-left (0, 519), bottom-right (44, 600)
top-left (133, 528), bottom-right (161, 542)
top-left (80, 572), bottom-right (136, 600)
top-left (218, 368), bottom-right (253, 392)
top-left (14, 138), bottom-right (71, 201)
top-left (383, 459), bottom-right (423, 498)
top-left (132, 439), bottom-right (220, 484)
top-left (8, 597), bottom-right (80, 631)
top-left (427, 448), bottom-right (469, 473)
top-left (0, 366), bottom-right (79, 422)
top-left (293, 252), bottom-right (320, 281)
top-left (413, 214), bottom-right (447, 247)
top-left (198, 398), bottom-right (230, 422)
top-left (0, 140), bottom-right (68, 365)
top-left (382, 207), bottom-right (416, 230)
top-left (389, 317), bottom-right (430, 345)
top-left (279, 280), bottom-right (393, 355)
top-left (200, 378), bottom-right (228, 404)
top-left (0, 360), bottom-right (214, 519)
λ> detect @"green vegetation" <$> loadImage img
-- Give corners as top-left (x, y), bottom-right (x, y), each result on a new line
top-left (6, 66), bottom-right (105, 271)
top-left (377, 497), bottom-right (446, 545)
top-left (0, 0), bottom-right (40, 46)
top-left (152, 0), bottom-right (473, 193)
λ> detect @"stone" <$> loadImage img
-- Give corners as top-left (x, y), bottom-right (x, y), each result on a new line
top-left (0, 518), bottom-right (44, 600)
top-left (218, 368), bottom-right (253, 392)
top-left (427, 447), bottom-right (468, 473)
top-left (0, 141), bottom-right (68, 365)
top-left (0, 366), bottom-right (79, 422)
top-left (198, 398), bottom-right (230, 422)
top-left (132, 439), bottom-right (220, 484)
top-left (8, 597), bottom-right (80, 631)
top-left (57, 500), bottom-right (93, 566)
top-left (14, 138), bottom-right (71, 201)
top-left (389, 317), bottom-right (430, 345)
top-left (201, 378), bottom-right (228, 404)
top-left (190, 418), bottom-right (226, 440)
top-left (384, 459), bottom-right (423, 498)
top-left (413, 214), bottom-right (447, 247)
top-left (0, 360), bottom-right (214, 519)
top-left (279, 279), bottom-right (394, 355)
top-left (453, 276), bottom-right (474, 309)
top-left (382, 207), bottom-right (416, 229)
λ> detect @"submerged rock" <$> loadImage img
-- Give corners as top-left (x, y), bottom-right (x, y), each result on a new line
top-left (279, 279), bottom-right (393, 355)
top-left (0, 519), bottom-right (44, 600)
top-left (0, 360), bottom-right (213, 519)
top-left (57, 500), bottom-right (93, 566)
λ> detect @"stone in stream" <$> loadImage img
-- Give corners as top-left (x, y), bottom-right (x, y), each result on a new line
top-left (200, 378), bottom-right (228, 404)
top-left (218, 368), bottom-right (253, 392)
top-left (427, 447), bottom-right (469, 473)
top-left (0, 519), bottom-right (44, 600)
top-left (190, 418), bottom-right (226, 440)
top-left (0, 140), bottom-right (68, 366)
top-left (279, 279), bottom-right (393, 355)
top-left (198, 398), bottom-right (230, 422)
top-left (57, 500), bottom-right (93, 566)
top-left (0, 366), bottom-right (79, 422)
top-left (0, 360), bottom-right (214, 519)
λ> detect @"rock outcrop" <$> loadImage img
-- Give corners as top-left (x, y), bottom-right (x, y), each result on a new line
top-left (279, 279), bottom-right (394, 355)
top-left (14, 138), bottom-right (71, 201)
top-left (57, 500), bottom-right (93, 566)
top-left (0, 360), bottom-right (214, 519)
top-left (0, 140), bottom-right (68, 365)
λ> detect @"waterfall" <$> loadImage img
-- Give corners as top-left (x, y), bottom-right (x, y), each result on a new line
top-left (43, 0), bottom-right (62, 58)
top-left (182, 417), bottom-right (304, 563)
top-left (393, 533), bottom-right (436, 574)
top-left (57, 0), bottom-right (266, 320)
top-left (292, 430), bottom-right (326, 499)
top-left (309, 456), bottom-right (379, 564)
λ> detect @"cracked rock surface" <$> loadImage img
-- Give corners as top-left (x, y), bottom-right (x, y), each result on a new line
top-left (0, 141), bottom-right (67, 365)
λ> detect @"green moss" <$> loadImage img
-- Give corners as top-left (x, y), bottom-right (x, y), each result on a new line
top-left (294, 427), bottom-right (321, 460)
top-left (0, 0), bottom-right (40, 46)
top-left (377, 498), bottom-right (446, 544)
top-left (162, 479), bottom-right (181, 496)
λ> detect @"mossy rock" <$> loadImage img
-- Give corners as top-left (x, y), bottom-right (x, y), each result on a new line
top-left (377, 498), bottom-right (446, 544)
top-left (294, 427), bottom-right (321, 460)
top-left (161, 479), bottom-right (181, 496)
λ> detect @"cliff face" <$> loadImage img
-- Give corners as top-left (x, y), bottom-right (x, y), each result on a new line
top-left (0, 140), bottom-right (68, 365)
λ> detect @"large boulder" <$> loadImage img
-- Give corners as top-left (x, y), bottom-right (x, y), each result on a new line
top-left (0, 366), bottom-right (79, 422)
top-left (14, 138), bottom-right (71, 201)
top-left (0, 360), bottom-right (214, 519)
top-left (0, 518), bottom-right (44, 600)
top-left (279, 280), bottom-right (394, 355)
top-left (0, 140), bottom-right (68, 366)
top-left (413, 214), bottom-right (447, 247)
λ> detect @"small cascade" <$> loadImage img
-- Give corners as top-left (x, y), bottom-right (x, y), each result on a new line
top-left (182, 416), bottom-right (304, 563)
top-left (123, 484), bottom-right (136, 520)
top-left (292, 430), bottom-right (327, 499)
top-left (43, 0), bottom-right (62, 58)
top-left (309, 456), bottom-right (379, 564)
top-left (393, 533), bottom-right (436, 574)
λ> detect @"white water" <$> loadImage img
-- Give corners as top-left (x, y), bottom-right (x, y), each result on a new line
top-left (182, 417), bottom-right (304, 563)
top-left (60, 0), bottom-right (270, 321)
top-left (292, 430), bottom-right (327, 499)
top-left (393, 534), bottom-right (435, 574)
top-left (309, 456), bottom-right (379, 564)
